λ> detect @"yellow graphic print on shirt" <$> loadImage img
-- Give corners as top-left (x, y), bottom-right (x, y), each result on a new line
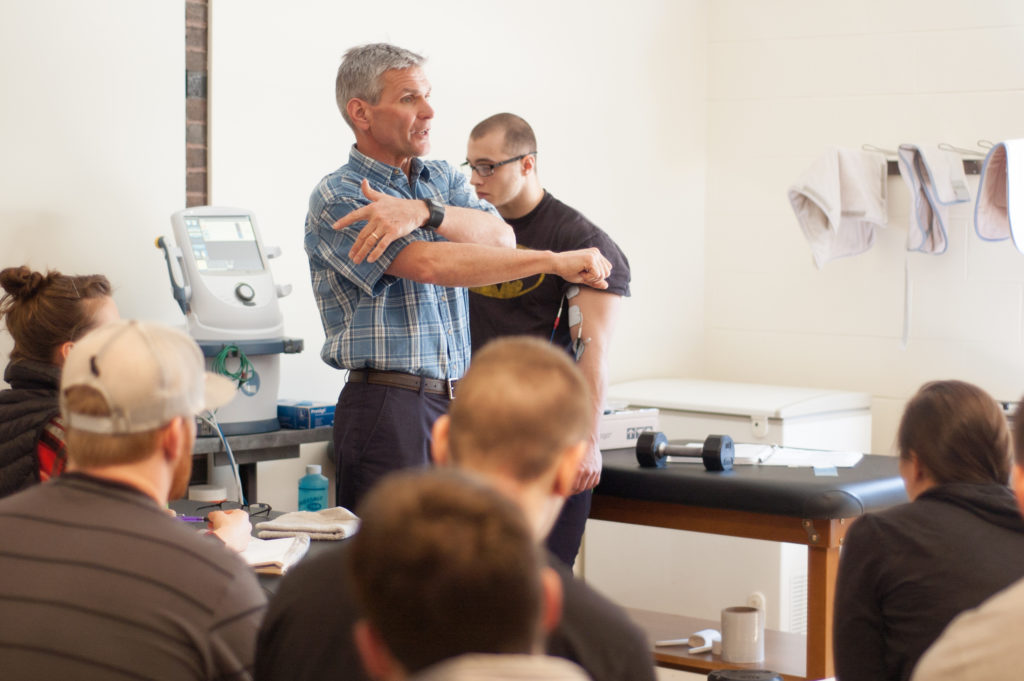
top-left (469, 245), bottom-right (545, 299)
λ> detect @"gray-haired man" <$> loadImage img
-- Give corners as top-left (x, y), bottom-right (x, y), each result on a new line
top-left (306, 43), bottom-right (613, 510)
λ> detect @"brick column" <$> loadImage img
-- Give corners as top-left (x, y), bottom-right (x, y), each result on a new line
top-left (185, 0), bottom-right (208, 207)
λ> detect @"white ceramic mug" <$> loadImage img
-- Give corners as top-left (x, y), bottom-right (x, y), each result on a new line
top-left (720, 605), bottom-right (764, 663)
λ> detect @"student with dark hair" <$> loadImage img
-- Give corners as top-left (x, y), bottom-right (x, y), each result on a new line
top-left (0, 265), bottom-right (118, 496)
top-left (349, 469), bottom-right (589, 681)
top-left (912, 393), bottom-right (1024, 680)
top-left (834, 380), bottom-right (1024, 681)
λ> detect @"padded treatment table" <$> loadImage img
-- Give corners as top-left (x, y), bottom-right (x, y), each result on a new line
top-left (591, 447), bottom-right (908, 680)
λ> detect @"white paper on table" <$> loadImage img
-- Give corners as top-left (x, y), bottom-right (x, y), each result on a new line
top-left (757, 447), bottom-right (862, 467)
top-left (668, 444), bottom-right (862, 468)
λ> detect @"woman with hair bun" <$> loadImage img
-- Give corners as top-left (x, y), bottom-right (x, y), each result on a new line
top-left (834, 380), bottom-right (1024, 681)
top-left (0, 266), bottom-right (118, 497)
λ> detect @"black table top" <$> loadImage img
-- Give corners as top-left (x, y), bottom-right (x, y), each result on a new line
top-left (594, 447), bottom-right (908, 519)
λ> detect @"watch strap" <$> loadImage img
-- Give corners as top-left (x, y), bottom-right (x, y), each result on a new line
top-left (422, 198), bottom-right (445, 230)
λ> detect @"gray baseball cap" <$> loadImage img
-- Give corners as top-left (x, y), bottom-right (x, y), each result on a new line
top-left (60, 320), bottom-right (236, 434)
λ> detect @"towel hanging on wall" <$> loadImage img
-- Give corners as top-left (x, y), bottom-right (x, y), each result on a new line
top-left (892, 144), bottom-right (972, 349)
top-left (975, 139), bottom-right (1024, 254)
top-left (788, 147), bottom-right (888, 268)
top-left (896, 144), bottom-right (971, 255)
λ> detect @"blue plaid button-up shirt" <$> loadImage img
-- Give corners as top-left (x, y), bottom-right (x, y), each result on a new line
top-left (305, 146), bottom-right (499, 380)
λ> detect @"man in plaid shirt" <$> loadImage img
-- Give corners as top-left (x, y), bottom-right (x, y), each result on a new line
top-left (305, 43), bottom-right (612, 510)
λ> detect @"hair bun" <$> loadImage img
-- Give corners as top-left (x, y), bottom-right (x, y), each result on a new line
top-left (0, 266), bottom-right (48, 299)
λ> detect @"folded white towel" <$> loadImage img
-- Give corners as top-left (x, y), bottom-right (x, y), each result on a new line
top-left (255, 506), bottom-right (360, 541)
top-left (896, 144), bottom-right (971, 255)
top-left (975, 139), bottom-right (1024, 254)
top-left (788, 147), bottom-right (888, 268)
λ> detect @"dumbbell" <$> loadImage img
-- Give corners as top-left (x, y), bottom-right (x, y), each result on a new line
top-left (635, 431), bottom-right (735, 471)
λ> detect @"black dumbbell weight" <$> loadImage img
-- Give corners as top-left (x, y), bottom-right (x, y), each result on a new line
top-left (635, 431), bottom-right (735, 471)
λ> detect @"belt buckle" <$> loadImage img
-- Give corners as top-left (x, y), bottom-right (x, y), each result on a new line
top-left (446, 379), bottom-right (455, 400)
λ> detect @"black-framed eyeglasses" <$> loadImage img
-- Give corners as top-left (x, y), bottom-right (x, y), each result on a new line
top-left (461, 152), bottom-right (537, 178)
top-left (196, 500), bottom-right (273, 518)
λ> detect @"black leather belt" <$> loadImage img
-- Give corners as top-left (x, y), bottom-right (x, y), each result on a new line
top-left (347, 369), bottom-right (456, 399)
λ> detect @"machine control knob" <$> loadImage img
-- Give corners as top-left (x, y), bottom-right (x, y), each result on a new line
top-left (235, 282), bottom-right (256, 304)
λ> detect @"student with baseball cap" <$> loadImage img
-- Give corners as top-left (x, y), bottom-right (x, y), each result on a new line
top-left (0, 320), bottom-right (267, 680)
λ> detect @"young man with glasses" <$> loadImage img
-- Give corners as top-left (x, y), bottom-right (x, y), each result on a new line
top-left (308, 44), bottom-right (614, 511)
top-left (465, 113), bottom-right (631, 567)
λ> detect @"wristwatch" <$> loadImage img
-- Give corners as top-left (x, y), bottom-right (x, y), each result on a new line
top-left (421, 198), bottom-right (445, 230)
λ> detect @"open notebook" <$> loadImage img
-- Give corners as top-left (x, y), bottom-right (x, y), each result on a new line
top-left (240, 534), bottom-right (311, 575)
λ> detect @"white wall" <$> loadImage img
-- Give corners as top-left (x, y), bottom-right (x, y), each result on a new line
top-left (207, 0), bottom-right (708, 400)
top-left (207, 0), bottom-right (709, 507)
top-left (703, 0), bottom-right (1024, 454)
top-left (0, 0), bottom-right (707, 511)
top-left (6, 0), bottom-right (1023, 500)
top-left (0, 0), bottom-right (186, 358)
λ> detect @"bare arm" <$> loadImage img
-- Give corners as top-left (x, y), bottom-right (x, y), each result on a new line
top-left (384, 240), bottom-right (612, 289)
top-left (569, 288), bottom-right (623, 493)
top-left (434, 205), bottom-right (514, 248)
top-left (335, 179), bottom-right (513, 263)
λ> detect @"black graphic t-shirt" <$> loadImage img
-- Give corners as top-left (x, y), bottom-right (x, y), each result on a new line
top-left (469, 191), bottom-right (631, 355)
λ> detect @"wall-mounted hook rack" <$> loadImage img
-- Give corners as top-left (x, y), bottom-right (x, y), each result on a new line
top-left (885, 159), bottom-right (981, 176)
top-left (868, 143), bottom-right (986, 176)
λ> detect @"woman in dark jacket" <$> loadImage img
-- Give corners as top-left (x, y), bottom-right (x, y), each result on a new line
top-left (834, 380), bottom-right (1024, 681)
top-left (0, 266), bottom-right (117, 497)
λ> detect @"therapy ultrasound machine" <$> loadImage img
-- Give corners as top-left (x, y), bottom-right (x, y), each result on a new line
top-left (158, 206), bottom-right (302, 435)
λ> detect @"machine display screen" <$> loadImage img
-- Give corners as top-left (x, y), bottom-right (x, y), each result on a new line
top-left (184, 215), bottom-right (264, 272)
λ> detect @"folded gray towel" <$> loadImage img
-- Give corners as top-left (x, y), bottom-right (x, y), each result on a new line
top-left (788, 147), bottom-right (888, 269)
top-left (255, 506), bottom-right (360, 541)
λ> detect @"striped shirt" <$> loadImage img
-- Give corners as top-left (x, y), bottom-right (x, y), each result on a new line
top-left (304, 146), bottom-right (499, 380)
top-left (0, 473), bottom-right (266, 681)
